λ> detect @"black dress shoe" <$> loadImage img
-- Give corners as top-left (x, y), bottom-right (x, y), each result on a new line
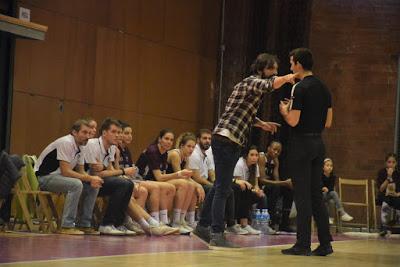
top-left (311, 245), bottom-right (333, 256)
top-left (281, 246), bottom-right (311, 256)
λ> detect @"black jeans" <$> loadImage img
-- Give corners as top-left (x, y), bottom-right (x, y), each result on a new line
top-left (200, 183), bottom-right (236, 227)
top-left (233, 183), bottom-right (263, 221)
top-left (288, 135), bottom-right (332, 248)
top-left (198, 135), bottom-right (241, 233)
top-left (264, 185), bottom-right (293, 229)
top-left (98, 176), bottom-right (134, 227)
top-left (384, 195), bottom-right (400, 210)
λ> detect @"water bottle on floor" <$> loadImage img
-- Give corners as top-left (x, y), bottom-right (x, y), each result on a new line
top-left (252, 209), bottom-right (261, 230)
top-left (261, 209), bottom-right (271, 234)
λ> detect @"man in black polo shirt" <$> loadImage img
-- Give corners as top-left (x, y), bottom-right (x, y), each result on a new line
top-left (280, 48), bottom-right (333, 256)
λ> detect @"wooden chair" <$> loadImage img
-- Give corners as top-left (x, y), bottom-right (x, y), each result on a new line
top-left (92, 196), bottom-right (108, 228)
top-left (12, 155), bottom-right (59, 233)
top-left (338, 178), bottom-right (370, 232)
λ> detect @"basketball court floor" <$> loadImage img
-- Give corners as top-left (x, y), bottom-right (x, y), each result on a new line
top-left (0, 231), bottom-right (399, 267)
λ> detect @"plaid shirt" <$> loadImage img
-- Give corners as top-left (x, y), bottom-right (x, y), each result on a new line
top-left (214, 75), bottom-right (275, 146)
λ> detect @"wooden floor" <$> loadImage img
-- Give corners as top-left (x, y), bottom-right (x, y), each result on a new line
top-left (1, 239), bottom-right (399, 267)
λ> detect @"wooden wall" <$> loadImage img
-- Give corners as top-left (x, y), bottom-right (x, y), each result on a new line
top-left (10, 0), bottom-right (220, 158)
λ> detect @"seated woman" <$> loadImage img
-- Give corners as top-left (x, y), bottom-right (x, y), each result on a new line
top-left (232, 146), bottom-right (267, 235)
top-left (115, 121), bottom-right (176, 227)
top-left (167, 132), bottom-right (205, 229)
top-left (136, 129), bottom-right (193, 234)
top-left (376, 153), bottom-right (400, 237)
top-left (258, 141), bottom-right (293, 232)
top-left (321, 158), bottom-right (353, 224)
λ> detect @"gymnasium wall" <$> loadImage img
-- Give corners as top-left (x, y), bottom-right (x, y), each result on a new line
top-left (10, 0), bottom-right (220, 158)
top-left (309, 0), bottom-right (400, 179)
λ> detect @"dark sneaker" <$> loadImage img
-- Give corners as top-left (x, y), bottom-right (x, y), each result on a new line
top-left (278, 226), bottom-right (296, 233)
top-left (281, 246), bottom-right (311, 256)
top-left (311, 244), bottom-right (333, 256)
top-left (208, 232), bottom-right (241, 250)
top-left (193, 225), bottom-right (211, 243)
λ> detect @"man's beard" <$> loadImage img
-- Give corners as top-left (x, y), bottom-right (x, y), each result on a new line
top-left (261, 73), bottom-right (274, 79)
top-left (79, 139), bottom-right (88, 146)
top-left (200, 143), bottom-right (210, 151)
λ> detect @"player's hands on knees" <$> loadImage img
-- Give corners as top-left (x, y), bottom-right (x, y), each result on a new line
top-left (180, 169), bottom-right (193, 178)
top-left (90, 175), bottom-right (104, 188)
top-left (196, 185), bottom-right (205, 203)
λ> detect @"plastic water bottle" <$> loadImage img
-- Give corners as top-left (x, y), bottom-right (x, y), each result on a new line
top-left (261, 209), bottom-right (270, 234)
top-left (253, 209), bottom-right (261, 229)
top-left (263, 209), bottom-right (270, 225)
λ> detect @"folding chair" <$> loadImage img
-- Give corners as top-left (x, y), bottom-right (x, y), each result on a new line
top-left (12, 155), bottom-right (59, 233)
top-left (338, 178), bottom-right (370, 232)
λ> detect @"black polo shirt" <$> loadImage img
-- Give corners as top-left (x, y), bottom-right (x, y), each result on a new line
top-left (291, 76), bottom-right (332, 134)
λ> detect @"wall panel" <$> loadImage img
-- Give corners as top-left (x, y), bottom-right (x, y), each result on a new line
top-left (64, 20), bottom-right (97, 103)
top-left (164, 0), bottom-right (202, 53)
top-left (11, 0), bottom-right (220, 156)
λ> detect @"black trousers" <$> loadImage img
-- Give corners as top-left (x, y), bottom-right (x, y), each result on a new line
top-left (288, 135), bottom-right (332, 248)
top-left (232, 183), bottom-right (263, 221)
top-left (384, 196), bottom-right (400, 210)
top-left (264, 185), bottom-right (293, 229)
top-left (99, 176), bottom-right (134, 227)
top-left (200, 183), bottom-right (236, 227)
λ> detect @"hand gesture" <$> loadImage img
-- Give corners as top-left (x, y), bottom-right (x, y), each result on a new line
top-left (322, 187), bottom-right (329, 193)
top-left (286, 73), bottom-right (298, 84)
top-left (387, 167), bottom-right (394, 177)
top-left (261, 121), bottom-right (280, 134)
top-left (279, 98), bottom-right (291, 116)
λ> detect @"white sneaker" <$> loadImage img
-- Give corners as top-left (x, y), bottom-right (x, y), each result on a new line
top-left (99, 225), bottom-right (125, 236)
top-left (329, 217), bottom-right (334, 225)
top-left (242, 225), bottom-right (261, 235)
top-left (149, 225), bottom-right (180, 236)
top-left (172, 223), bottom-right (192, 235)
top-left (226, 224), bottom-right (248, 235)
top-left (180, 220), bottom-right (194, 232)
top-left (116, 225), bottom-right (136, 236)
top-left (124, 220), bottom-right (145, 235)
top-left (263, 225), bottom-right (276, 235)
top-left (341, 213), bottom-right (353, 222)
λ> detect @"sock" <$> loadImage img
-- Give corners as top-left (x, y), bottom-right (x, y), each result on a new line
top-left (160, 209), bottom-right (169, 224)
top-left (173, 209), bottom-right (181, 224)
top-left (147, 217), bottom-right (160, 227)
top-left (139, 218), bottom-right (150, 229)
top-left (186, 211), bottom-right (196, 224)
top-left (180, 211), bottom-right (187, 223)
top-left (150, 211), bottom-right (160, 222)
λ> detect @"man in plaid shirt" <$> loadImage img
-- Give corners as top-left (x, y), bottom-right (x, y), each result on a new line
top-left (194, 53), bottom-right (298, 249)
